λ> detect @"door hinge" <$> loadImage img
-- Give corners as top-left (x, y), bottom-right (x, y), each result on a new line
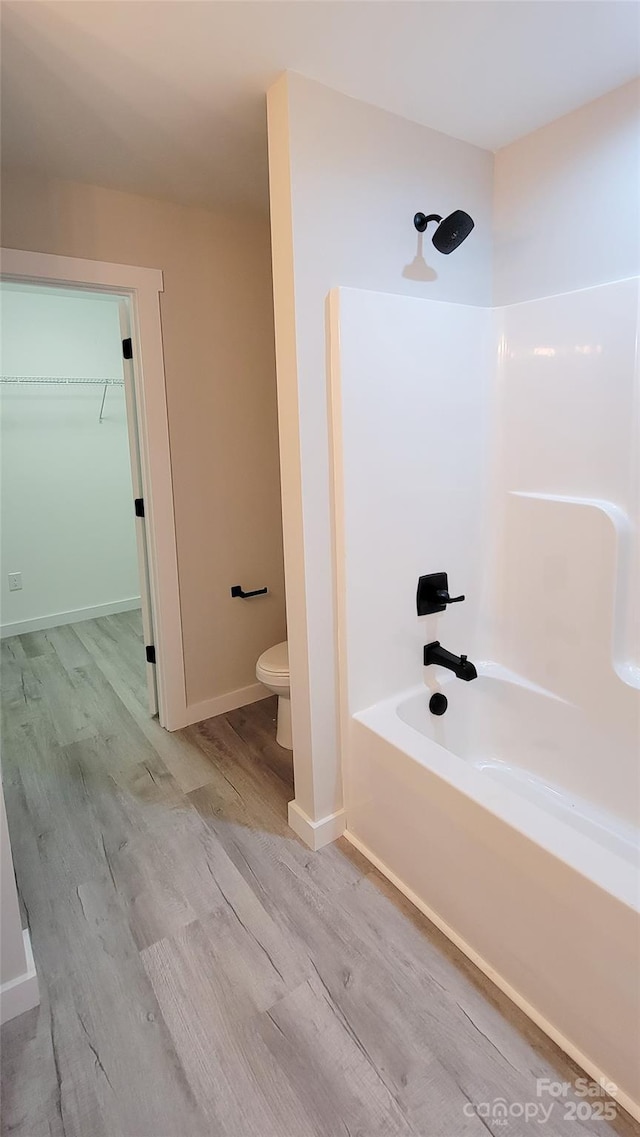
top-left (145, 645), bottom-right (156, 664)
top-left (134, 497), bottom-right (145, 518)
top-left (122, 337), bottom-right (133, 360)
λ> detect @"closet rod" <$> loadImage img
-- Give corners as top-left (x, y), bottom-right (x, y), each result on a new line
top-left (0, 375), bottom-right (124, 386)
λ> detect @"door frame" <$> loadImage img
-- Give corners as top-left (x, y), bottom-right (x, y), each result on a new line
top-left (1, 247), bottom-right (187, 730)
top-left (118, 296), bottom-right (159, 718)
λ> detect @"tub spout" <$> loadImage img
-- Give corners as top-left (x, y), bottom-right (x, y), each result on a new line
top-left (423, 641), bottom-right (478, 681)
top-left (456, 655), bottom-right (478, 681)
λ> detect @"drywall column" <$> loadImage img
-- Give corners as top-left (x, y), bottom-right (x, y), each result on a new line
top-left (267, 72), bottom-right (493, 847)
top-left (267, 77), bottom-right (322, 844)
top-left (1, 787), bottom-right (38, 1024)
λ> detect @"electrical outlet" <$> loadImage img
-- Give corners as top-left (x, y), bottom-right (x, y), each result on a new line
top-left (8, 572), bottom-right (22, 592)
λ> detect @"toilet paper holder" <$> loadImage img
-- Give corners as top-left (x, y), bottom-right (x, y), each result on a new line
top-left (231, 584), bottom-right (269, 599)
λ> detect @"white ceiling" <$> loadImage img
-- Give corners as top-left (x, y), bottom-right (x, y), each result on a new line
top-left (2, 1), bottom-right (639, 214)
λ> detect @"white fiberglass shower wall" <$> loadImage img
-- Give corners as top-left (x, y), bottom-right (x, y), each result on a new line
top-left (493, 281), bottom-right (639, 828)
top-left (329, 279), bottom-right (640, 1113)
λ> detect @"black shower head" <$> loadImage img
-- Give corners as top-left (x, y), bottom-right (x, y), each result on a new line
top-left (413, 209), bottom-right (475, 254)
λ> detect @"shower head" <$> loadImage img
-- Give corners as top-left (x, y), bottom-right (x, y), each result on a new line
top-left (413, 209), bottom-right (475, 254)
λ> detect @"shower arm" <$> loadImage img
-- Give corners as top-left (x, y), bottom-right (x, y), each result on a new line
top-left (414, 212), bottom-right (442, 233)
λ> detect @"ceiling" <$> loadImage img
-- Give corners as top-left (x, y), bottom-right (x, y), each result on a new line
top-left (2, 1), bottom-right (639, 214)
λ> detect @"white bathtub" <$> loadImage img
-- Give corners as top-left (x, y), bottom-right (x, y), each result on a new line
top-left (345, 667), bottom-right (640, 1117)
top-left (396, 668), bottom-right (639, 867)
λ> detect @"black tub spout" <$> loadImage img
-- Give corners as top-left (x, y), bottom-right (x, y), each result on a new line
top-left (423, 641), bottom-right (478, 682)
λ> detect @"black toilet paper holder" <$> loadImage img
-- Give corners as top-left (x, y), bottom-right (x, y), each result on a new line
top-left (231, 584), bottom-right (269, 599)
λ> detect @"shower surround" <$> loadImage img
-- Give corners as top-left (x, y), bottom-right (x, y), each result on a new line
top-left (329, 278), bottom-right (640, 1116)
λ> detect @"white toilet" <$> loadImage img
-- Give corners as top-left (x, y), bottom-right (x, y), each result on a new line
top-left (256, 641), bottom-right (291, 749)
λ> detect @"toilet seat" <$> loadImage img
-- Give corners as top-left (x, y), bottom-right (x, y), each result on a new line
top-left (256, 641), bottom-right (289, 689)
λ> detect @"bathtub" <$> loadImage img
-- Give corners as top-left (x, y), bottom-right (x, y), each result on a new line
top-left (344, 666), bottom-right (640, 1117)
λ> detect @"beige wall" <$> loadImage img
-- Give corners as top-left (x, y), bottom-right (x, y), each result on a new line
top-left (1, 170), bottom-right (286, 707)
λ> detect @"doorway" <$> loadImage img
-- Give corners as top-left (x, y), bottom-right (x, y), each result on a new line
top-left (0, 282), bottom-right (158, 714)
top-left (0, 249), bottom-right (186, 729)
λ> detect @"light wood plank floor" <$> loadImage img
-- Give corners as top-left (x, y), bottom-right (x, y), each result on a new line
top-left (1, 612), bottom-right (636, 1137)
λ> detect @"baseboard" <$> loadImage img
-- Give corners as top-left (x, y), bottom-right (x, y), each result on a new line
top-left (288, 801), bottom-right (346, 850)
top-left (182, 682), bottom-right (270, 727)
top-left (343, 829), bottom-right (640, 1124)
top-left (0, 597), bottom-right (142, 639)
top-left (0, 929), bottom-right (39, 1025)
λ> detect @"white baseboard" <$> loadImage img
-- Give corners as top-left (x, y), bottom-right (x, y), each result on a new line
top-left (0, 597), bottom-right (142, 639)
top-left (288, 801), bottom-right (346, 850)
top-left (343, 830), bottom-right (640, 1124)
top-left (182, 682), bottom-right (270, 727)
top-left (0, 929), bottom-right (39, 1025)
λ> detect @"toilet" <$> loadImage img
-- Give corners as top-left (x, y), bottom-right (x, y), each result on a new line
top-left (256, 641), bottom-right (291, 749)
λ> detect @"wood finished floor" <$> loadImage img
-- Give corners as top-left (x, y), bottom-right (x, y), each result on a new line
top-left (1, 612), bottom-right (636, 1137)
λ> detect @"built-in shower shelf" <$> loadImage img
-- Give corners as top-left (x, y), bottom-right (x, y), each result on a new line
top-left (510, 491), bottom-right (639, 690)
top-left (510, 491), bottom-right (632, 532)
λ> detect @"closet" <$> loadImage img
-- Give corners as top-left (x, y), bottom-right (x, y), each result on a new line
top-left (0, 285), bottom-right (141, 638)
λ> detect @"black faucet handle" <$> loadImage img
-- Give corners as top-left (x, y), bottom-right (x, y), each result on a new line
top-left (417, 573), bottom-right (466, 616)
top-left (436, 589), bottom-right (465, 605)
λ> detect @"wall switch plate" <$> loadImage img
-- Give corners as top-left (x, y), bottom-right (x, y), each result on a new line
top-left (8, 572), bottom-right (22, 592)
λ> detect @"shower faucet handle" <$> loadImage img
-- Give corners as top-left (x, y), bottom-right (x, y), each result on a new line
top-left (417, 572), bottom-right (466, 616)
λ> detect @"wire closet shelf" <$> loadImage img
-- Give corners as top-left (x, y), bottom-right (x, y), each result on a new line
top-left (0, 375), bottom-right (125, 421)
top-left (0, 375), bottom-right (123, 385)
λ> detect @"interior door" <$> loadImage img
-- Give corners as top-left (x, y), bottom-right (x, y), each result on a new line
top-left (118, 298), bottom-right (159, 716)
